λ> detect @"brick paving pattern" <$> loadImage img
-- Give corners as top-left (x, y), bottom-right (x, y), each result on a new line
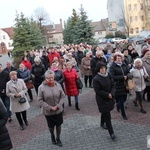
top-left (7, 86), bottom-right (150, 150)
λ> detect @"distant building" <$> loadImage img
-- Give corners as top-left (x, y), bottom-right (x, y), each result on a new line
top-left (91, 18), bottom-right (109, 39)
top-left (42, 19), bottom-right (63, 46)
top-left (0, 27), bottom-right (14, 53)
top-left (107, 0), bottom-right (150, 36)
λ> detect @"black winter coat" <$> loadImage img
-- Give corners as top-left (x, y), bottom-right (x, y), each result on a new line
top-left (31, 63), bottom-right (46, 84)
top-left (0, 71), bottom-right (10, 96)
top-left (0, 99), bottom-right (13, 150)
top-left (109, 62), bottom-right (129, 97)
top-left (93, 73), bottom-right (115, 113)
top-left (90, 57), bottom-right (107, 78)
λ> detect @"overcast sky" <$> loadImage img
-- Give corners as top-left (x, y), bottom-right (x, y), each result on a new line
top-left (0, 0), bottom-right (108, 28)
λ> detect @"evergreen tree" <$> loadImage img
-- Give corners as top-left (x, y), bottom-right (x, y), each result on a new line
top-left (63, 9), bottom-right (79, 44)
top-left (73, 5), bottom-right (95, 45)
top-left (12, 12), bottom-right (45, 67)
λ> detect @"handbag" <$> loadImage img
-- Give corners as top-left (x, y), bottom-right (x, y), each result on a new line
top-left (25, 80), bottom-right (34, 89)
top-left (18, 97), bottom-right (26, 103)
top-left (76, 78), bottom-right (83, 89)
top-left (126, 79), bottom-right (135, 90)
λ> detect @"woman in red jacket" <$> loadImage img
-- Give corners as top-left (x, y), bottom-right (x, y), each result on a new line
top-left (21, 56), bottom-right (32, 71)
top-left (63, 62), bottom-right (80, 110)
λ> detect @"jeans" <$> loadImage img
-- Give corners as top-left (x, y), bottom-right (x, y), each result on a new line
top-left (1, 95), bottom-right (11, 117)
top-left (68, 95), bottom-right (78, 103)
top-left (116, 95), bottom-right (127, 117)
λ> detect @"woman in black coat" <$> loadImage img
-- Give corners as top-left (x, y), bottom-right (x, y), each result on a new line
top-left (0, 99), bottom-right (13, 150)
top-left (93, 63), bottom-right (116, 140)
top-left (109, 53), bottom-right (129, 120)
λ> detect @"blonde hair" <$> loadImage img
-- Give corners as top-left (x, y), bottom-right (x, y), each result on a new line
top-left (9, 71), bottom-right (17, 76)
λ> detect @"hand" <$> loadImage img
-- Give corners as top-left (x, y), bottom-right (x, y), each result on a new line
top-left (108, 93), bottom-right (112, 99)
top-left (51, 106), bottom-right (58, 111)
top-left (124, 76), bottom-right (127, 80)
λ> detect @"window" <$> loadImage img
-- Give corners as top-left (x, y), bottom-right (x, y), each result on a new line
top-left (8, 43), bottom-right (11, 47)
top-left (130, 16), bottom-right (133, 23)
top-left (136, 27), bottom-right (139, 33)
top-left (135, 16), bottom-right (138, 21)
top-left (142, 27), bottom-right (145, 31)
top-left (140, 3), bottom-right (143, 10)
top-left (130, 28), bottom-right (134, 34)
top-left (134, 4), bottom-right (137, 10)
top-left (141, 15), bottom-right (144, 21)
top-left (3, 35), bottom-right (5, 39)
top-left (98, 31), bottom-right (102, 35)
top-left (128, 4), bottom-right (131, 11)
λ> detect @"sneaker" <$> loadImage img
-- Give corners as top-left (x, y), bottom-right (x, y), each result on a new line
top-left (141, 109), bottom-right (146, 114)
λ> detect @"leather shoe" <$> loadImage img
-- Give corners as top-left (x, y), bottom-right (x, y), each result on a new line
top-left (25, 121), bottom-right (28, 126)
top-left (56, 138), bottom-right (62, 147)
top-left (141, 109), bottom-right (146, 114)
top-left (51, 135), bottom-right (57, 145)
top-left (110, 133), bottom-right (116, 140)
top-left (101, 123), bottom-right (107, 129)
top-left (122, 116), bottom-right (128, 120)
top-left (20, 125), bottom-right (24, 130)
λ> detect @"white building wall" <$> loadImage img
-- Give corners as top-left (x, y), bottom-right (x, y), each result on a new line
top-left (107, 0), bottom-right (125, 32)
top-left (0, 29), bottom-right (13, 50)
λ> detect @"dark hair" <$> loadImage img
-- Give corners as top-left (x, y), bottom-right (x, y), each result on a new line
top-left (113, 54), bottom-right (123, 61)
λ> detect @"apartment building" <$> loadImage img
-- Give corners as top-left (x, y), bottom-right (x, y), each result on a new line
top-left (107, 0), bottom-right (150, 36)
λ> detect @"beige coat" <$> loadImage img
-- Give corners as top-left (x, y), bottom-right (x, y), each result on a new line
top-left (38, 81), bottom-right (65, 116)
top-left (81, 57), bottom-right (92, 76)
top-left (6, 79), bottom-right (30, 112)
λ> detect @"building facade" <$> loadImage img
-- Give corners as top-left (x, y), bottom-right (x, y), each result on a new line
top-left (107, 0), bottom-right (150, 37)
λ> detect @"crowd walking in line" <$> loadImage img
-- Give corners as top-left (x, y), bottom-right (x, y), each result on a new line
top-left (0, 40), bottom-right (150, 149)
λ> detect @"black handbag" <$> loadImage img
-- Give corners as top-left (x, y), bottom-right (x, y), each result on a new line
top-left (76, 78), bottom-right (83, 89)
top-left (18, 97), bottom-right (26, 103)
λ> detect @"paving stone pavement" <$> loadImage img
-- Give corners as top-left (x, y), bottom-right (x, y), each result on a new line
top-left (6, 84), bottom-right (150, 150)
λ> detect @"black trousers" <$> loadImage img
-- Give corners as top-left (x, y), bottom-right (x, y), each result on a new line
top-left (101, 112), bottom-right (114, 135)
top-left (84, 75), bottom-right (92, 86)
top-left (15, 110), bottom-right (27, 126)
top-left (144, 86), bottom-right (150, 101)
top-left (27, 89), bottom-right (33, 100)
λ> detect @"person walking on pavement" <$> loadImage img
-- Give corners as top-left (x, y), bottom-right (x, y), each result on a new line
top-left (109, 53), bottom-right (129, 120)
top-left (6, 71), bottom-right (30, 130)
top-left (0, 98), bottom-right (13, 150)
top-left (38, 70), bottom-right (65, 147)
top-left (93, 63), bottom-right (116, 140)
top-left (63, 62), bottom-right (80, 110)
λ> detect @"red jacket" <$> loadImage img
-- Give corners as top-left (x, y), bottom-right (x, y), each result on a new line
top-left (63, 69), bottom-right (79, 96)
top-left (48, 52), bottom-right (60, 64)
top-left (21, 60), bottom-right (32, 70)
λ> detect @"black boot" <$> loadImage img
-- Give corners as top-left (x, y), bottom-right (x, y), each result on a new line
top-left (51, 135), bottom-right (57, 145)
top-left (75, 103), bottom-right (80, 110)
top-left (68, 99), bottom-right (72, 106)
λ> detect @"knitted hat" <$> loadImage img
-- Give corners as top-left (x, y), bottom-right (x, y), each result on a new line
top-left (142, 49), bottom-right (150, 56)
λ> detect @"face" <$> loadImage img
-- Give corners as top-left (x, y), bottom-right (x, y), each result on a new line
top-left (0, 65), bottom-right (3, 72)
top-left (128, 46), bottom-right (133, 50)
top-left (6, 62), bottom-right (11, 68)
top-left (10, 73), bottom-right (17, 80)
top-left (19, 64), bottom-right (25, 70)
top-left (135, 61), bottom-right (142, 68)
top-left (45, 74), bottom-right (54, 83)
top-left (68, 54), bottom-right (72, 58)
top-left (100, 66), bottom-right (106, 74)
top-left (35, 61), bottom-right (40, 65)
top-left (145, 51), bottom-right (150, 59)
top-left (116, 56), bottom-right (122, 64)
top-left (66, 63), bottom-right (72, 70)
top-left (123, 50), bottom-right (128, 56)
top-left (51, 63), bottom-right (57, 69)
top-left (24, 57), bottom-right (27, 61)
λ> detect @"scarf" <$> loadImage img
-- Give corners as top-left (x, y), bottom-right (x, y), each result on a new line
top-left (46, 80), bottom-right (54, 87)
top-left (51, 68), bottom-right (58, 72)
top-left (98, 72), bottom-right (108, 77)
top-left (11, 79), bottom-right (18, 84)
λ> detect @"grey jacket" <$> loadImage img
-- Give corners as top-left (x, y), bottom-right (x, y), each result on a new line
top-left (38, 81), bottom-right (65, 116)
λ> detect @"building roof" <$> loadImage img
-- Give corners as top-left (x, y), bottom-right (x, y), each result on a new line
top-left (2, 27), bottom-right (14, 39)
top-left (91, 18), bottom-right (109, 32)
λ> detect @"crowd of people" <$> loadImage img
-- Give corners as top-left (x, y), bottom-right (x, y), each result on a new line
top-left (0, 40), bottom-right (150, 149)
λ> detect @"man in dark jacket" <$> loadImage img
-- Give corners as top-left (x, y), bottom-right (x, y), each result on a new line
top-left (0, 98), bottom-right (13, 150)
top-left (0, 64), bottom-right (12, 122)
top-left (3, 60), bottom-right (17, 74)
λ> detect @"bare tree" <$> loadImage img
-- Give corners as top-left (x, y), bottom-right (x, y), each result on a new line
top-left (33, 7), bottom-right (51, 27)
